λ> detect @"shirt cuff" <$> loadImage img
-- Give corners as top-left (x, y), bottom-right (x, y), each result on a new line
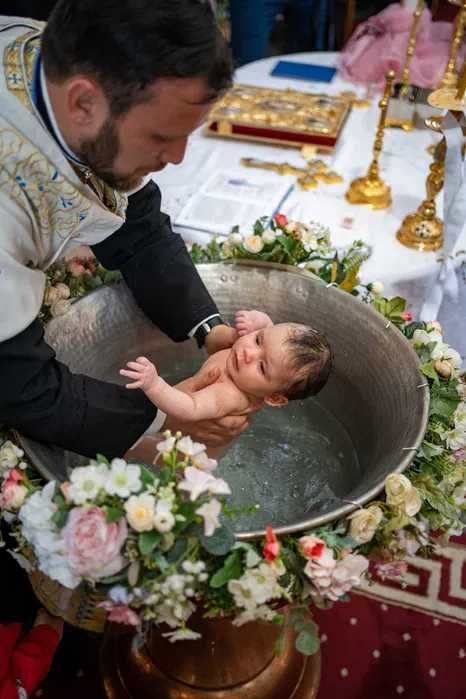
top-left (188, 313), bottom-right (222, 338)
top-left (130, 409), bottom-right (167, 448)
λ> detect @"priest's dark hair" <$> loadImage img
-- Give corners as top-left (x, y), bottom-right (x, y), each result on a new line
top-left (42, 0), bottom-right (233, 116)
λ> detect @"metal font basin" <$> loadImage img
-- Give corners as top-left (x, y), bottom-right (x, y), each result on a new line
top-left (18, 262), bottom-right (429, 538)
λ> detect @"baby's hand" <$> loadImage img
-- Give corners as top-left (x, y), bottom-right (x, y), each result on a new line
top-left (120, 356), bottom-right (158, 391)
top-left (235, 310), bottom-right (273, 336)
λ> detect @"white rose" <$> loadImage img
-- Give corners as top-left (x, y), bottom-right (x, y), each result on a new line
top-left (243, 235), bottom-right (264, 254)
top-left (404, 487), bottom-right (422, 517)
top-left (385, 473), bottom-right (412, 507)
top-left (426, 321), bottom-right (442, 333)
top-left (124, 494), bottom-right (156, 532)
top-left (0, 441), bottom-right (24, 471)
top-left (51, 298), bottom-right (71, 317)
top-left (153, 500), bottom-right (175, 533)
top-left (262, 229), bottom-right (276, 245)
top-left (370, 281), bottom-right (384, 295)
top-left (229, 232), bottom-right (244, 245)
top-left (44, 286), bottom-right (60, 306)
top-left (348, 505), bottom-right (383, 544)
top-left (54, 282), bottom-right (71, 299)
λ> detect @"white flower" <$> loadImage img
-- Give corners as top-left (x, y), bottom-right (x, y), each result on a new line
top-left (305, 553), bottom-right (368, 601)
top-left (446, 427), bottom-right (466, 451)
top-left (191, 451), bottom-right (218, 473)
top-left (196, 498), bottom-right (221, 536)
top-left (228, 563), bottom-right (283, 611)
top-left (243, 235), bottom-right (264, 254)
top-left (178, 466), bottom-right (230, 501)
top-left (229, 232), bottom-right (243, 245)
top-left (19, 482), bottom-right (57, 538)
top-left (176, 436), bottom-right (207, 459)
top-left (232, 605), bottom-right (276, 626)
top-left (54, 282), bottom-right (71, 299)
top-left (348, 505), bottom-right (383, 544)
top-left (370, 281), bottom-right (384, 295)
top-left (162, 628), bottom-right (201, 643)
top-left (412, 328), bottom-right (443, 347)
top-left (0, 441), bottom-right (24, 472)
top-left (426, 320), bottom-right (442, 333)
top-left (262, 228), bottom-right (276, 245)
top-left (68, 464), bottom-right (108, 505)
top-left (124, 493), bottom-right (156, 532)
top-left (404, 487), bottom-right (422, 516)
top-left (156, 436), bottom-right (176, 454)
top-left (453, 403), bottom-right (466, 428)
top-left (384, 473), bottom-right (412, 507)
top-left (153, 500), bottom-right (175, 533)
top-left (105, 459), bottom-right (141, 498)
top-left (43, 285), bottom-right (60, 306)
top-left (50, 298), bottom-right (71, 317)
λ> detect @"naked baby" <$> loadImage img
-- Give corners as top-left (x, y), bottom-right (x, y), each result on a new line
top-left (120, 310), bottom-right (332, 429)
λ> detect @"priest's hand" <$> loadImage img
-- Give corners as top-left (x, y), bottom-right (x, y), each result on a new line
top-left (204, 324), bottom-right (238, 355)
top-left (165, 367), bottom-right (255, 447)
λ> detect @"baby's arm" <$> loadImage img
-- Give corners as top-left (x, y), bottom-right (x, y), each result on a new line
top-left (235, 310), bottom-right (274, 336)
top-left (120, 357), bottom-right (244, 422)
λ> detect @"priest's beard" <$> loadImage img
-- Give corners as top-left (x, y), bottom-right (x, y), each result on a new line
top-left (79, 118), bottom-right (143, 192)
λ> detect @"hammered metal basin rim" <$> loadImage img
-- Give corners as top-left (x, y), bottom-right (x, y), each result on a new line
top-left (18, 260), bottom-right (430, 540)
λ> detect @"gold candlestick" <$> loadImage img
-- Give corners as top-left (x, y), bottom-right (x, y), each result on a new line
top-left (345, 71), bottom-right (394, 209)
top-left (396, 127), bottom-right (445, 251)
top-left (441, 0), bottom-right (466, 89)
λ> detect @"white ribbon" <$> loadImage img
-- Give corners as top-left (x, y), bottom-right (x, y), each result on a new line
top-left (420, 111), bottom-right (466, 321)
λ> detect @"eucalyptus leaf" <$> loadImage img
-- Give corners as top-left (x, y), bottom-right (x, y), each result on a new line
top-left (201, 524), bottom-right (235, 556)
top-left (138, 530), bottom-right (161, 556)
top-left (295, 628), bottom-right (320, 656)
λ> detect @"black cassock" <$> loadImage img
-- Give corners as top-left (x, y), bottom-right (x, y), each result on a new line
top-left (0, 180), bottom-right (219, 458)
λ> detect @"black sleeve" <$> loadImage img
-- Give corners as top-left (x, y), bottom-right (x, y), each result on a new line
top-left (91, 180), bottom-right (219, 342)
top-left (0, 320), bottom-right (158, 459)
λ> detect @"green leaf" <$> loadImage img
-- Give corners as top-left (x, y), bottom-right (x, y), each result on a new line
top-left (430, 382), bottom-right (461, 421)
top-left (106, 506), bottom-right (125, 524)
top-left (421, 361), bottom-right (439, 383)
top-left (418, 441), bottom-right (444, 460)
top-left (139, 465), bottom-right (156, 487)
top-left (153, 552), bottom-right (169, 572)
top-left (402, 321), bottom-right (425, 339)
top-left (201, 524), bottom-right (235, 556)
top-left (51, 508), bottom-right (69, 529)
top-left (210, 550), bottom-right (243, 588)
top-left (138, 530), bottom-right (162, 556)
top-left (165, 537), bottom-right (188, 563)
top-left (295, 626), bottom-right (320, 656)
top-left (95, 453), bottom-right (109, 465)
top-left (387, 296), bottom-right (406, 316)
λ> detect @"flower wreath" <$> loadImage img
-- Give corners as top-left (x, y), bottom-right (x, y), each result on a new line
top-left (0, 215), bottom-right (464, 656)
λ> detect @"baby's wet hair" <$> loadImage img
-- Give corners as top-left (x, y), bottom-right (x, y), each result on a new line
top-left (283, 324), bottom-right (333, 400)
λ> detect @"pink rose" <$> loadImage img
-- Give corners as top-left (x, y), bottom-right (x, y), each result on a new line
top-left (0, 481), bottom-right (28, 509)
top-left (400, 311), bottom-right (412, 322)
top-left (98, 601), bottom-right (140, 626)
top-left (67, 260), bottom-right (86, 277)
top-left (8, 468), bottom-right (24, 482)
top-left (63, 507), bottom-right (127, 579)
top-left (274, 213), bottom-right (288, 228)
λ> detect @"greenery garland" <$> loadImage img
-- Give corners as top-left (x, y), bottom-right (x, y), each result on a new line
top-left (0, 215), bottom-right (464, 656)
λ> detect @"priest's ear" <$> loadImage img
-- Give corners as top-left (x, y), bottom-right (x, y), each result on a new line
top-left (264, 394), bottom-right (288, 408)
top-left (65, 77), bottom-right (109, 133)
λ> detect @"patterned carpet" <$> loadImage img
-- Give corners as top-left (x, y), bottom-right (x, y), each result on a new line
top-left (314, 533), bottom-right (466, 698)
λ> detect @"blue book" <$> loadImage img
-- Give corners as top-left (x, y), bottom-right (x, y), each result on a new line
top-left (271, 60), bottom-right (337, 83)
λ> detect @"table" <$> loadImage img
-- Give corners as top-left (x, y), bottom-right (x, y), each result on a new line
top-left (153, 52), bottom-right (466, 357)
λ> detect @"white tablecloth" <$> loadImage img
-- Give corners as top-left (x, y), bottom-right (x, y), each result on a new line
top-left (153, 52), bottom-right (466, 357)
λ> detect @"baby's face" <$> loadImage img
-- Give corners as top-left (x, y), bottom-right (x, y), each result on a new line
top-left (226, 324), bottom-right (295, 398)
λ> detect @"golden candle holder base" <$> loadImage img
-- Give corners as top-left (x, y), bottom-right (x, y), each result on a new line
top-left (100, 612), bottom-right (321, 699)
top-left (345, 71), bottom-right (394, 210)
top-left (396, 207), bottom-right (443, 251)
top-left (346, 173), bottom-right (392, 209)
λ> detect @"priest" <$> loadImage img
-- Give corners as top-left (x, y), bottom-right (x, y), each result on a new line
top-left (0, 0), bottom-right (248, 458)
